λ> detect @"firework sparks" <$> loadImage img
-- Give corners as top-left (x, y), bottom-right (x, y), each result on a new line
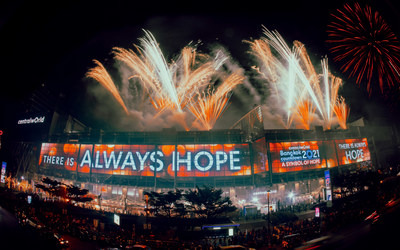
top-left (293, 100), bottom-right (316, 130)
top-left (86, 60), bottom-right (129, 114)
top-left (87, 30), bottom-right (240, 130)
top-left (188, 72), bottom-right (244, 130)
top-left (249, 26), bottom-right (347, 130)
top-left (112, 39), bottom-right (180, 113)
top-left (327, 2), bottom-right (400, 94)
top-left (113, 30), bottom-right (230, 116)
top-left (317, 57), bottom-right (343, 129)
top-left (333, 96), bottom-right (350, 129)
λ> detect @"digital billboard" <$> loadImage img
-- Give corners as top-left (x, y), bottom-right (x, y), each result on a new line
top-left (82, 144), bottom-right (156, 176)
top-left (38, 143), bottom-right (79, 177)
top-left (39, 143), bottom-right (251, 177)
top-left (269, 141), bottom-right (337, 173)
top-left (1, 162), bottom-right (6, 183)
top-left (38, 138), bottom-right (370, 179)
top-left (173, 143), bottom-right (251, 177)
top-left (335, 138), bottom-right (370, 165)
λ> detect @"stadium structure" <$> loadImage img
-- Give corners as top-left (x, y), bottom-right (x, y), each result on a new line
top-left (0, 86), bottom-right (381, 214)
top-left (16, 104), bottom-right (372, 214)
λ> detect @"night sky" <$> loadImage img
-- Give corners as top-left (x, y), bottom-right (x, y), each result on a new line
top-left (1, 0), bottom-right (400, 132)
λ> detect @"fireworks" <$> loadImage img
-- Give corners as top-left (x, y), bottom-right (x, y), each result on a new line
top-left (333, 96), bottom-right (350, 130)
top-left (188, 72), bottom-right (244, 130)
top-left (87, 30), bottom-right (242, 130)
top-left (327, 2), bottom-right (400, 94)
top-left (86, 60), bottom-right (129, 114)
top-left (248, 26), bottom-right (347, 130)
top-left (293, 100), bottom-right (316, 130)
top-left (86, 27), bottom-right (353, 131)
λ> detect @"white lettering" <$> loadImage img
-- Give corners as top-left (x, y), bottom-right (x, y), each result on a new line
top-left (194, 151), bottom-right (213, 172)
top-left (229, 151), bottom-right (241, 170)
top-left (149, 151), bottom-right (164, 172)
top-left (175, 152), bottom-right (191, 171)
top-left (345, 149), bottom-right (364, 161)
top-left (103, 151), bottom-right (123, 169)
top-left (17, 116), bottom-right (45, 125)
top-left (80, 150), bottom-right (92, 168)
top-left (136, 152), bottom-right (150, 171)
top-left (43, 145), bottom-right (246, 174)
top-left (215, 151), bottom-right (227, 171)
top-left (95, 151), bottom-right (103, 168)
top-left (121, 152), bottom-right (136, 170)
top-left (42, 155), bottom-right (65, 166)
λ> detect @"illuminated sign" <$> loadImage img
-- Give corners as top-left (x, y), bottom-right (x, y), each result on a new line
top-left (173, 144), bottom-right (251, 177)
top-left (315, 207), bottom-right (320, 217)
top-left (335, 138), bottom-right (370, 165)
top-left (39, 143), bottom-right (79, 174)
top-left (81, 144), bottom-right (156, 176)
top-left (324, 170), bottom-right (332, 203)
top-left (1, 162), bottom-right (6, 183)
top-left (39, 143), bottom-right (251, 177)
top-left (269, 141), bottom-right (335, 173)
top-left (38, 138), bottom-right (370, 178)
top-left (114, 214), bottom-right (120, 225)
top-left (17, 116), bottom-right (45, 125)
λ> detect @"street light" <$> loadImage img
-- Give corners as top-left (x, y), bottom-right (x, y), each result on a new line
top-left (267, 190), bottom-right (271, 246)
top-left (288, 191), bottom-right (295, 212)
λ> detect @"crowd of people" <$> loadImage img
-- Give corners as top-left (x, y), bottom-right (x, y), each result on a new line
top-left (1, 165), bottom-right (399, 249)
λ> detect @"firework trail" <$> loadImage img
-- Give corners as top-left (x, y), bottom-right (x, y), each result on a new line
top-left (112, 32), bottom-right (181, 113)
top-left (249, 26), bottom-right (346, 130)
top-left (293, 100), bottom-right (316, 130)
top-left (188, 72), bottom-right (244, 130)
top-left (333, 96), bottom-right (350, 129)
top-left (327, 2), bottom-right (400, 94)
top-left (247, 34), bottom-right (296, 128)
top-left (138, 30), bottom-right (180, 111)
top-left (86, 60), bottom-right (129, 114)
top-left (317, 57), bottom-right (343, 129)
top-left (172, 47), bottom-right (228, 110)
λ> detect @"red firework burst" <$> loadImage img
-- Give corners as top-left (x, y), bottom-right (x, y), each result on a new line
top-left (327, 2), bottom-right (400, 94)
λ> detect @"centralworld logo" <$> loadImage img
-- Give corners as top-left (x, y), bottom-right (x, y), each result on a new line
top-left (17, 116), bottom-right (45, 125)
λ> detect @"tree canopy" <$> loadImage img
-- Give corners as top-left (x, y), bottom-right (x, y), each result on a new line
top-left (145, 186), bottom-right (236, 219)
top-left (35, 177), bottom-right (93, 203)
top-left (184, 186), bottom-right (236, 219)
top-left (144, 189), bottom-right (183, 217)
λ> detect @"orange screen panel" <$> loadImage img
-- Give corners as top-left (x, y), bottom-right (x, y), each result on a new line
top-left (39, 143), bottom-right (79, 172)
top-left (269, 141), bottom-right (328, 173)
top-left (335, 138), bottom-right (370, 165)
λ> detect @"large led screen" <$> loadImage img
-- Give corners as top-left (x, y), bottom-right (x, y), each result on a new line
top-left (335, 138), bottom-right (370, 165)
top-left (173, 143), bottom-right (251, 177)
top-left (84, 144), bottom-right (157, 176)
top-left (39, 143), bottom-right (251, 177)
top-left (39, 143), bottom-right (79, 176)
top-left (269, 141), bottom-right (336, 173)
